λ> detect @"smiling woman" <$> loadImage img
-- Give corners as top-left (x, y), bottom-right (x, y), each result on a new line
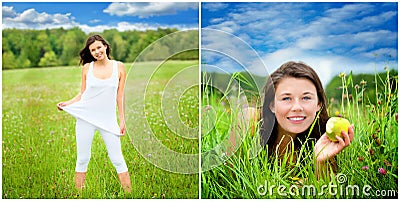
top-left (260, 62), bottom-right (354, 165)
top-left (230, 61), bottom-right (355, 179)
top-left (57, 34), bottom-right (132, 193)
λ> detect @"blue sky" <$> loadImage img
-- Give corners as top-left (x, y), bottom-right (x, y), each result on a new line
top-left (2, 2), bottom-right (199, 33)
top-left (201, 2), bottom-right (398, 86)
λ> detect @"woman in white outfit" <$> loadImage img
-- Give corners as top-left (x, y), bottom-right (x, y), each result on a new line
top-left (57, 35), bottom-right (131, 193)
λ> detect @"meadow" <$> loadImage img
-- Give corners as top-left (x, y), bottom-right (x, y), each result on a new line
top-left (2, 60), bottom-right (199, 199)
top-left (201, 67), bottom-right (398, 199)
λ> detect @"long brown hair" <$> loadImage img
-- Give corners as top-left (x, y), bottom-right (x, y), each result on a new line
top-left (79, 34), bottom-right (112, 66)
top-left (260, 61), bottom-right (329, 152)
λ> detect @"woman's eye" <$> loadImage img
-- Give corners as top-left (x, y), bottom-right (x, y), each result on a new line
top-left (303, 96), bottom-right (311, 100)
top-left (282, 97), bottom-right (291, 101)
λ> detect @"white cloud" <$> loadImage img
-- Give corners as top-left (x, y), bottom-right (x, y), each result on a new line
top-left (79, 21), bottom-right (197, 34)
top-left (358, 11), bottom-right (397, 25)
top-left (2, 6), bottom-right (197, 33)
top-left (324, 3), bottom-right (374, 20)
top-left (296, 36), bottom-right (324, 50)
top-left (202, 28), bottom-right (269, 80)
top-left (360, 48), bottom-right (398, 59)
top-left (2, 7), bottom-right (77, 29)
top-left (89, 19), bottom-right (101, 24)
top-left (2, 6), bottom-right (17, 18)
top-left (202, 3), bottom-right (228, 12)
top-left (262, 47), bottom-right (395, 87)
top-left (209, 18), bottom-right (224, 24)
top-left (103, 2), bottom-right (198, 18)
top-left (206, 20), bottom-right (240, 34)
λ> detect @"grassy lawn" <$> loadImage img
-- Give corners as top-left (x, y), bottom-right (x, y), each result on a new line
top-left (201, 68), bottom-right (398, 199)
top-left (2, 60), bottom-right (199, 199)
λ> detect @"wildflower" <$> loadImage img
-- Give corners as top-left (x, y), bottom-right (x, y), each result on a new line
top-left (384, 160), bottom-right (392, 167)
top-left (372, 134), bottom-right (377, 139)
top-left (375, 138), bottom-right (381, 146)
top-left (378, 168), bottom-right (387, 175)
top-left (354, 84), bottom-right (360, 90)
top-left (203, 105), bottom-right (212, 111)
top-left (360, 80), bottom-right (367, 86)
top-left (369, 148), bottom-right (374, 155)
top-left (339, 72), bottom-right (346, 78)
top-left (358, 156), bottom-right (365, 161)
top-left (377, 100), bottom-right (382, 105)
top-left (50, 131), bottom-right (55, 135)
top-left (362, 166), bottom-right (369, 170)
top-left (335, 111), bottom-right (340, 116)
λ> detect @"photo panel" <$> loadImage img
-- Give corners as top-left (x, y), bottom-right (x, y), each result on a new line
top-left (200, 2), bottom-right (398, 199)
top-left (2, 2), bottom-right (200, 199)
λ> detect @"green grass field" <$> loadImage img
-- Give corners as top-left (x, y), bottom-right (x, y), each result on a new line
top-left (201, 68), bottom-right (398, 199)
top-left (2, 60), bottom-right (199, 199)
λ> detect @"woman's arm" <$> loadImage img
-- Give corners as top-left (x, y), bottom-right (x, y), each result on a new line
top-left (57, 64), bottom-right (88, 110)
top-left (116, 62), bottom-right (126, 135)
top-left (314, 125), bottom-right (354, 179)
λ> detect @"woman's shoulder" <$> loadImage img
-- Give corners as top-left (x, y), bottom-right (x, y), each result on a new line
top-left (116, 61), bottom-right (125, 72)
top-left (82, 63), bottom-right (90, 74)
top-left (112, 60), bottom-right (124, 68)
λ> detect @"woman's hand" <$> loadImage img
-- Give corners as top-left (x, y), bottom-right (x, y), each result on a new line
top-left (314, 124), bottom-right (355, 162)
top-left (120, 122), bottom-right (126, 136)
top-left (57, 102), bottom-right (68, 111)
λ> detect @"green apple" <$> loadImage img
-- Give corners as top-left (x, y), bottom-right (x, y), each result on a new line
top-left (326, 117), bottom-right (351, 142)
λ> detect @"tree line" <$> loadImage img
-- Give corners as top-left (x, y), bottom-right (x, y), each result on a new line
top-left (2, 27), bottom-right (198, 69)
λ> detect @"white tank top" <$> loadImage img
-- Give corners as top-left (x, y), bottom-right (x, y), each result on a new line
top-left (63, 60), bottom-right (121, 136)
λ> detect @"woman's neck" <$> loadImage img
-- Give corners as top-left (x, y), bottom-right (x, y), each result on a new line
top-left (95, 57), bottom-right (110, 66)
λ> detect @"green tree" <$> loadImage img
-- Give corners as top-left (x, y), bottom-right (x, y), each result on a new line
top-left (60, 28), bottom-right (85, 66)
top-left (112, 34), bottom-right (128, 61)
top-left (2, 51), bottom-right (17, 69)
top-left (16, 54), bottom-right (31, 68)
top-left (36, 31), bottom-right (52, 59)
top-left (39, 51), bottom-right (58, 67)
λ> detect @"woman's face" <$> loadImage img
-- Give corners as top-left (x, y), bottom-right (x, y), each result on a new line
top-left (270, 77), bottom-right (321, 135)
top-left (89, 40), bottom-right (107, 61)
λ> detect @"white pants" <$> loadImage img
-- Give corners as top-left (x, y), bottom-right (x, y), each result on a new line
top-left (75, 118), bottom-right (128, 173)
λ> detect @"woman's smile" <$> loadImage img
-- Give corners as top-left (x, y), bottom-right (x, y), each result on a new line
top-left (287, 115), bottom-right (306, 123)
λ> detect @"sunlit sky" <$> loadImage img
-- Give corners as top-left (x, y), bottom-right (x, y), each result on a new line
top-left (2, 2), bottom-right (199, 33)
